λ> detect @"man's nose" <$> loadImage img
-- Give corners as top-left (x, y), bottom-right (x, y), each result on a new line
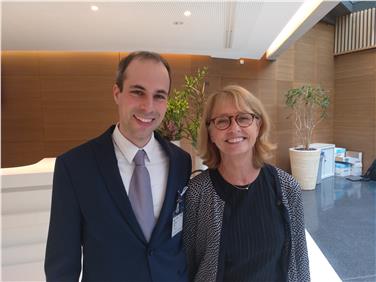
top-left (140, 96), bottom-right (153, 112)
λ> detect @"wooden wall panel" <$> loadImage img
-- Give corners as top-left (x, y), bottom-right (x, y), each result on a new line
top-left (2, 142), bottom-right (44, 168)
top-left (334, 49), bottom-right (376, 172)
top-left (1, 52), bottom-right (119, 167)
top-left (221, 78), bottom-right (258, 94)
top-left (276, 81), bottom-right (294, 171)
top-left (2, 76), bottom-right (43, 142)
top-left (41, 75), bottom-right (117, 142)
top-left (1, 22), bottom-right (337, 170)
top-left (1, 51), bottom-right (39, 76)
top-left (294, 42), bottom-right (316, 83)
top-left (257, 59), bottom-right (276, 80)
top-left (276, 47), bottom-right (294, 82)
top-left (206, 58), bottom-right (259, 79)
top-left (38, 52), bottom-right (119, 76)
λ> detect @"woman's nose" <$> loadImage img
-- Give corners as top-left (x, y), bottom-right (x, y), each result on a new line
top-left (227, 116), bottom-right (241, 131)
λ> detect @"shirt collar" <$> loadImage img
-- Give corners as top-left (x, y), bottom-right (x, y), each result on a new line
top-left (112, 123), bottom-right (157, 164)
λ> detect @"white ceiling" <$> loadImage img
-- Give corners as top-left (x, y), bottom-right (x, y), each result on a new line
top-left (2, 1), bottom-right (335, 60)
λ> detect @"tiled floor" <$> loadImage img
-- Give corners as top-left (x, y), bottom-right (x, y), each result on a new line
top-left (302, 176), bottom-right (376, 282)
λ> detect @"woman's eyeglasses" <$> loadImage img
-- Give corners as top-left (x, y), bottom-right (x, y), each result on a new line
top-left (208, 113), bottom-right (259, 130)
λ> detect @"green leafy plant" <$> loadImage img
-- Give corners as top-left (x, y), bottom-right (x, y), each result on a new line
top-left (158, 67), bottom-right (208, 148)
top-left (285, 85), bottom-right (330, 150)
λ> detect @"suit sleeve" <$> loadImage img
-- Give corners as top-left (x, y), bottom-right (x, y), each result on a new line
top-left (45, 157), bottom-right (82, 282)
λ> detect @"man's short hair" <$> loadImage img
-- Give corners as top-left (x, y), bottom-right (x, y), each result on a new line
top-left (115, 51), bottom-right (171, 93)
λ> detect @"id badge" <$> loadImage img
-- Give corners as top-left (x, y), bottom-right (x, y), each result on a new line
top-left (171, 186), bottom-right (188, 238)
top-left (171, 212), bottom-right (183, 237)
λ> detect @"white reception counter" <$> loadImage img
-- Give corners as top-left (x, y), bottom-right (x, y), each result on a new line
top-left (1, 158), bottom-right (56, 190)
top-left (1, 158), bottom-right (55, 281)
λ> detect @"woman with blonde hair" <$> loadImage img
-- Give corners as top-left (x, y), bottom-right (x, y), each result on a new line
top-left (183, 85), bottom-right (309, 282)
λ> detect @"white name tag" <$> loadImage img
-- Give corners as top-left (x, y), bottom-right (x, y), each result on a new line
top-left (171, 212), bottom-right (183, 238)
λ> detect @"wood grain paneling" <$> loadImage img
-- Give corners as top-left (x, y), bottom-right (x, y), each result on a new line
top-left (205, 76), bottom-right (222, 94)
top-left (334, 49), bottom-right (376, 172)
top-left (44, 138), bottom-right (106, 158)
top-left (190, 55), bottom-right (212, 72)
top-left (276, 47), bottom-right (294, 82)
top-left (2, 142), bottom-right (44, 167)
top-left (162, 54), bottom-right (192, 76)
top-left (257, 59), bottom-right (276, 80)
top-left (38, 52), bottom-right (119, 76)
top-left (294, 42), bottom-right (316, 83)
top-left (221, 78), bottom-right (258, 94)
top-left (2, 76), bottom-right (44, 142)
top-left (276, 130), bottom-right (293, 171)
top-left (1, 52), bottom-right (119, 167)
top-left (276, 79), bottom-right (295, 170)
top-left (1, 51), bottom-right (39, 76)
top-left (257, 79), bottom-right (277, 106)
top-left (40, 75), bottom-right (117, 142)
top-left (207, 57), bottom-right (259, 79)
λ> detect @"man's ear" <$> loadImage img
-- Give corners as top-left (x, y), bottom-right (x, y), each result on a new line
top-left (113, 84), bottom-right (121, 104)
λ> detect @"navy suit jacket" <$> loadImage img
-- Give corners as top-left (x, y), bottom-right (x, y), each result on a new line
top-left (45, 125), bottom-right (192, 282)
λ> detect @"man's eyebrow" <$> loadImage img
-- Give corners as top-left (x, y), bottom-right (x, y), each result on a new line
top-left (129, 84), bottom-right (168, 94)
top-left (129, 84), bottom-right (146, 91)
top-left (129, 84), bottom-right (168, 95)
top-left (156, 89), bottom-right (168, 95)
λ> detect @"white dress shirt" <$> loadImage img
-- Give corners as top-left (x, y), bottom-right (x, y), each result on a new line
top-left (112, 124), bottom-right (169, 220)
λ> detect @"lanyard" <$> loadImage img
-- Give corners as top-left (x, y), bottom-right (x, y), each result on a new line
top-left (174, 186), bottom-right (188, 215)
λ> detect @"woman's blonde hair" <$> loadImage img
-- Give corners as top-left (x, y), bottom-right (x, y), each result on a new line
top-left (198, 85), bottom-right (276, 169)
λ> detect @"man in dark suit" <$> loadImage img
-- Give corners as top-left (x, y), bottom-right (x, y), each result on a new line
top-left (45, 51), bottom-right (192, 282)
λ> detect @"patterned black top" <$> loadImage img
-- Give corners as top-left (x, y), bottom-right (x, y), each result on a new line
top-left (210, 167), bottom-right (286, 282)
top-left (183, 165), bottom-right (310, 282)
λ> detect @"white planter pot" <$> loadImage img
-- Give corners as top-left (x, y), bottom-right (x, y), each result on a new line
top-left (289, 147), bottom-right (321, 190)
top-left (171, 140), bottom-right (181, 147)
top-left (195, 156), bottom-right (207, 171)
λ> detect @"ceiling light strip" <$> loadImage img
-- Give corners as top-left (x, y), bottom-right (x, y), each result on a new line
top-left (266, 0), bottom-right (324, 59)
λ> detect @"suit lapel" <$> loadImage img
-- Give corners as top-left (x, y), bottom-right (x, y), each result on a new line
top-left (92, 126), bottom-right (146, 243)
top-left (150, 133), bottom-right (181, 244)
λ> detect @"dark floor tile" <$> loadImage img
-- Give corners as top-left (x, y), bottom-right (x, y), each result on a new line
top-left (302, 177), bottom-right (376, 281)
top-left (343, 274), bottom-right (376, 282)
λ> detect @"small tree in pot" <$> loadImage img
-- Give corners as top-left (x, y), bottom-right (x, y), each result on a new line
top-left (285, 85), bottom-right (330, 189)
top-left (286, 85), bottom-right (330, 150)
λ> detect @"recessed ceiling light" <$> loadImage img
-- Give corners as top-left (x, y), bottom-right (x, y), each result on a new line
top-left (91, 5), bottom-right (99, 12)
top-left (173, 21), bottom-right (184, 25)
top-left (184, 10), bottom-right (191, 17)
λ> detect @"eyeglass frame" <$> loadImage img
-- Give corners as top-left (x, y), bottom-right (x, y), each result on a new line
top-left (207, 112), bottom-right (260, 130)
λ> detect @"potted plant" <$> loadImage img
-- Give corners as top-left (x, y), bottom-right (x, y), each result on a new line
top-left (158, 67), bottom-right (208, 148)
top-left (285, 85), bottom-right (330, 190)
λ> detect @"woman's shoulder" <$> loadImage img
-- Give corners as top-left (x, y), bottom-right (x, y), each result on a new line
top-left (187, 169), bottom-right (215, 195)
top-left (189, 169), bottom-right (211, 187)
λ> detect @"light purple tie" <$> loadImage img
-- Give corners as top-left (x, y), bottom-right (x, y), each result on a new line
top-left (128, 150), bottom-right (155, 241)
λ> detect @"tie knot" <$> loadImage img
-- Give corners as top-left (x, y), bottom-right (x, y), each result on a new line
top-left (133, 150), bottom-right (146, 166)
